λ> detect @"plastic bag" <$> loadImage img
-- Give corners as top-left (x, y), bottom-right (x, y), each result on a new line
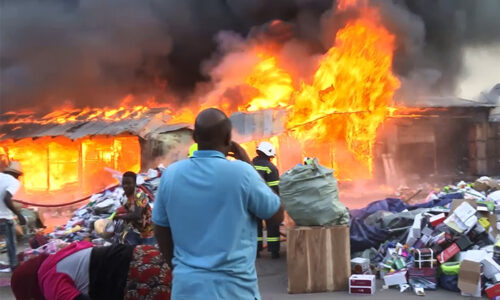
top-left (94, 218), bottom-right (115, 238)
top-left (279, 158), bottom-right (349, 226)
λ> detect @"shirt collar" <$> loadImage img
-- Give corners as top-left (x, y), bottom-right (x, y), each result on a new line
top-left (192, 150), bottom-right (226, 159)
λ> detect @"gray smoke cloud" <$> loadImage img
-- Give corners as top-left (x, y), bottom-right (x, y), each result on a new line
top-left (1, 0), bottom-right (499, 113)
top-left (378, 0), bottom-right (500, 101)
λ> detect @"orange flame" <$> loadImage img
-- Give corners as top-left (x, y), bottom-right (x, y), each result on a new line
top-left (2, 0), bottom-right (402, 189)
top-left (0, 136), bottom-right (140, 202)
top-left (285, 3), bottom-right (400, 179)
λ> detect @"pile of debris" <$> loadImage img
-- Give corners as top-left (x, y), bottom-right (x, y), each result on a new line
top-left (20, 167), bottom-right (164, 261)
top-left (350, 176), bottom-right (500, 298)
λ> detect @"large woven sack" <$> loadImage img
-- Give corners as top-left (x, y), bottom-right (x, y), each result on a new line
top-left (279, 158), bottom-right (349, 226)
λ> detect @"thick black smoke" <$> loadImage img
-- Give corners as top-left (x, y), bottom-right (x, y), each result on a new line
top-left (1, 0), bottom-right (499, 112)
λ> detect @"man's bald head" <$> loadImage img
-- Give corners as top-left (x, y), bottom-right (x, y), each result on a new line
top-left (193, 108), bottom-right (232, 152)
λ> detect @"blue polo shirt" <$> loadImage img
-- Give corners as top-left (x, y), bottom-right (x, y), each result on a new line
top-left (152, 150), bottom-right (280, 300)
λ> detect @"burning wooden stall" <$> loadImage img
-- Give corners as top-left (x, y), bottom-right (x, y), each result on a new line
top-left (0, 109), bottom-right (192, 203)
top-left (375, 97), bottom-right (498, 185)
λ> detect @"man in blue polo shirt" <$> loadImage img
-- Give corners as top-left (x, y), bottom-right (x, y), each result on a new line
top-left (153, 108), bottom-right (283, 300)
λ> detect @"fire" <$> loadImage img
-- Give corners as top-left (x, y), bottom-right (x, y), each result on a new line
top-left (0, 136), bottom-right (140, 202)
top-left (1, 0), bottom-right (402, 193)
top-left (239, 55), bottom-right (293, 112)
top-left (0, 99), bottom-right (157, 126)
top-left (286, 2), bottom-right (400, 179)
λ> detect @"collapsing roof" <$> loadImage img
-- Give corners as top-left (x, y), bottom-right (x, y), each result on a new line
top-left (0, 111), bottom-right (191, 141)
top-left (0, 108), bottom-right (286, 142)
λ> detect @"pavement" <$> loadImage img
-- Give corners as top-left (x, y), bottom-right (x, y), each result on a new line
top-left (0, 244), bottom-right (474, 300)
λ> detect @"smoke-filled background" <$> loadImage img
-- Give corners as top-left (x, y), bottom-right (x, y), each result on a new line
top-left (1, 0), bottom-right (499, 112)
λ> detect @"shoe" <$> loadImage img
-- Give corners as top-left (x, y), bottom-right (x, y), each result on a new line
top-left (271, 252), bottom-right (280, 259)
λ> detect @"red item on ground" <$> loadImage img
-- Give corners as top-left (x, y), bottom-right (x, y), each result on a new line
top-left (430, 213), bottom-right (446, 227)
top-left (438, 243), bottom-right (460, 264)
top-left (486, 282), bottom-right (500, 299)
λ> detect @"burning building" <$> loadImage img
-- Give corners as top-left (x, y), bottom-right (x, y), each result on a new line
top-left (2, 0), bottom-right (500, 203)
top-left (0, 107), bottom-right (193, 203)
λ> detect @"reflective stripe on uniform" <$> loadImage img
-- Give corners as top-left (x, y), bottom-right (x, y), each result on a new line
top-left (267, 180), bottom-right (279, 187)
top-left (257, 237), bottom-right (263, 241)
top-left (254, 165), bottom-right (272, 174)
top-left (267, 237), bottom-right (280, 242)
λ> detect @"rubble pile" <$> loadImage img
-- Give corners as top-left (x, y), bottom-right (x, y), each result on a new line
top-left (350, 176), bottom-right (500, 298)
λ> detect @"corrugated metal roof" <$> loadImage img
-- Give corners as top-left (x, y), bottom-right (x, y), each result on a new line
top-left (0, 112), bottom-right (191, 141)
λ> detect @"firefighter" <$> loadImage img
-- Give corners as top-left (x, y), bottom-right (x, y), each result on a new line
top-left (252, 141), bottom-right (281, 259)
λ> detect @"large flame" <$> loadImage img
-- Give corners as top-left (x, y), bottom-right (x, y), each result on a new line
top-left (0, 136), bottom-right (140, 202)
top-left (286, 3), bottom-right (400, 179)
top-left (1, 0), bottom-right (402, 201)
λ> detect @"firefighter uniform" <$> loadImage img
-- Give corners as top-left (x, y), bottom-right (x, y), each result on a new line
top-left (252, 155), bottom-right (280, 258)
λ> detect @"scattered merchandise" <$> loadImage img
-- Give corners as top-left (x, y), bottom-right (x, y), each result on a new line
top-left (17, 167), bottom-right (163, 262)
top-left (348, 176), bottom-right (500, 297)
top-left (351, 257), bottom-right (371, 274)
top-left (16, 169), bottom-right (500, 297)
top-left (349, 274), bottom-right (376, 295)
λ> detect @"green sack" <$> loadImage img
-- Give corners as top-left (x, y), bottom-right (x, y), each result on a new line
top-left (279, 158), bottom-right (349, 226)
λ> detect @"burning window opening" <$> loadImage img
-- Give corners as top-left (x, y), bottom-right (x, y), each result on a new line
top-left (0, 135), bottom-right (140, 203)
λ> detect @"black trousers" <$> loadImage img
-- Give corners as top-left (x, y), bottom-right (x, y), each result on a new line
top-left (257, 218), bottom-right (280, 254)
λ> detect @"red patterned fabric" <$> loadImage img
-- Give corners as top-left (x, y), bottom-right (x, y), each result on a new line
top-left (124, 245), bottom-right (172, 300)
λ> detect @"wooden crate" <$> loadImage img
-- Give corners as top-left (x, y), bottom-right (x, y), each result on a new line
top-left (287, 225), bottom-right (351, 293)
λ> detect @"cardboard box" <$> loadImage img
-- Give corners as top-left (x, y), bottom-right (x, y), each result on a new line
top-left (486, 282), bottom-right (500, 299)
top-left (349, 287), bottom-right (375, 295)
top-left (422, 226), bottom-right (434, 237)
top-left (349, 274), bottom-right (375, 287)
top-left (451, 199), bottom-right (477, 213)
top-left (287, 226), bottom-right (350, 293)
top-left (414, 234), bottom-right (431, 249)
top-left (383, 270), bottom-right (407, 286)
top-left (458, 259), bottom-right (482, 298)
top-left (482, 256), bottom-right (500, 279)
top-left (351, 257), bottom-right (371, 274)
top-left (438, 243), bottom-right (460, 263)
top-left (456, 235), bottom-right (473, 251)
top-left (406, 214), bottom-right (423, 245)
top-left (454, 202), bottom-right (476, 220)
top-left (429, 213), bottom-right (446, 227)
top-left (408, 267), bottom-right (437, 283)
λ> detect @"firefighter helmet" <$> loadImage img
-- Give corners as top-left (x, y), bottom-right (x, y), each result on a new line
top-left (257, 141), bottom-right (276, 157)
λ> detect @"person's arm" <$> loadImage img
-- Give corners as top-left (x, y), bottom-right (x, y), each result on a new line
top-left (152, 173), bottom-right (173, 267)
top-left (246, 165), bottom-right (283, 223)
top-left (154, 225), bottom-right (174, 269)
top-left (3, 192), bottom-right (26, 225)
top-left (268, 202), bottom-right (284, 225)
top-left (228, 141), bottom-right (251, 164)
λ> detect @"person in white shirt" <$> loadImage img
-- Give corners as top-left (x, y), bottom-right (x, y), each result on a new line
top-left (0, 161), bottom-right (27, 271)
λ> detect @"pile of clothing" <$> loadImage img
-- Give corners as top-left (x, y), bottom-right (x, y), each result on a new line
top-left (20, 168), bottom-right (164, 261)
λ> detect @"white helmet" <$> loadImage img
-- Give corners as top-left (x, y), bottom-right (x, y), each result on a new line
top-left (257, 141), bottom-right (276, 157)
